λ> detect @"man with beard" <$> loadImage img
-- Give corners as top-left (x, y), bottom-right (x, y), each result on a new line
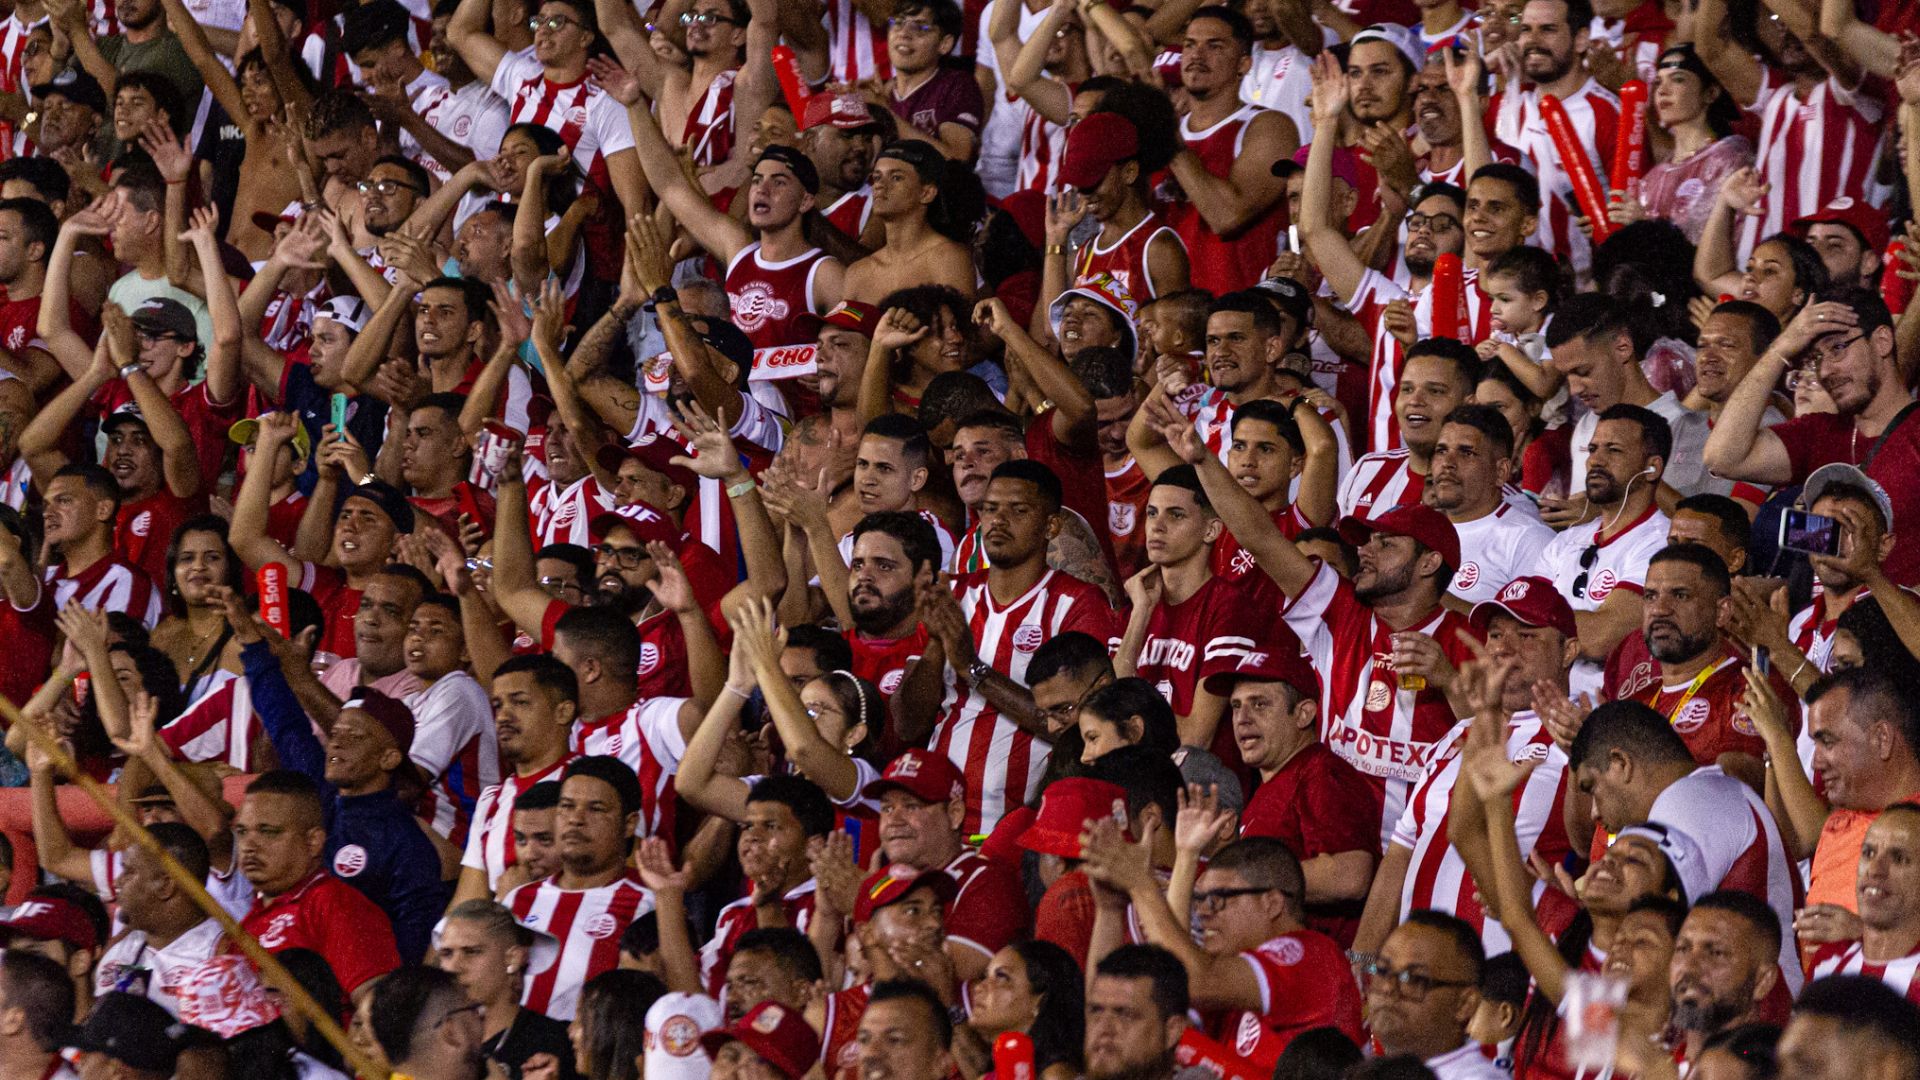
top-left (1159, 403), bottom-right (1478, 847)
top-left (898, 461), bottom-right (1118, 834)
top-left (1565, 703), bottom-right (1803, 997)
top-left (1790, 201), bottom-right (1887, 292)
top-left (1057, 113), bottom-right (1190, 303)
top-left (233, 412), bottom-right (415, 665)
top-left (353, 156), bottom-right (436, 263)
top-left (1488, 0), bottom-right (1619, 272)
top-left (1411, 45), bottom-right (1513, 188)
top-left (1778, 975), bottom-right (1920, 1080)
top-left (370, 966), bottom-right (489, 1080)
top-left (502, 756), bottom-right (656, 1020)
top-left (1709, 288), bottom-right (1920, 584)
top-left (842, 142), bottom-right (976, 303)
top-left (36, 464), bottom-right (163, 627)
top-left (343, 276), bottom-right (533, 432)
top-left (800, 93), bottom-right (887, 252)
top-left (28, 74), bottom-right (105, 170)
top-left (1206, 643), bottom-right (1378, 945)
top-left (60, 0), bottom-right (202, 129)
top-left (1623, 544), bottom-right (1782, 781)
top-left (1534, 406), bottom-right (1670, 699)
top-left (346, 1), bottom-right (504, 180)
top-left (1083, 833), bottom-right (1361, 1069)
top-left (803, 300), bottom-right (877, 453)
top-left (1337, 25), bottom-right (1419, 216)
top-left (1681, 301), bottom-right (1783, 504)
top-left (1549, 293), bottom-right (1711, 502)
top-left (1366, 913), bottom-right (1506, 1079)
top-left (1302, 56), bottom-right (1484, 455)
top-left (450, 655), bottom-right (578, 908)
top-left (1668, 892), bottom-right (1780, 1067)
top-left (1336, 340), bottom-right (1478, 520)
top-left (831, 512), bottom-right (936, 704)
top-left (942, 407), bottom-right (1112, 588)
top-left (1808, 802), bottom-right (1920, 1000)
top-left (626, 100), bottom-right (845, 353)
top-left (1165, 7), bottom-right (1296, 296)
top-left (1425, 407), bottom-right (1550, 607)
top-left (1083, 946), bottom-right (1189, 1080)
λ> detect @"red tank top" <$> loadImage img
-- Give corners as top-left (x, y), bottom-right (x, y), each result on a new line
top-left (1167, 106), bottom-right (1286, 296)
top-left (1077, 209), bottom-right (1184, 301)
top-left (724, 242), bottom-right (831, 350)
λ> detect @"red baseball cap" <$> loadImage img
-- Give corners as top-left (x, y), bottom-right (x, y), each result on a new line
top-left (801, 91), bottom-right (877, 132)
top-left (593, 433), bottom-right (701, 504)
top-left (1058, 112), bottom-right (1139, 190)
top-left (1337, 503), bottom-right (1461, 569)
top-left (1017, 778), bottom-right (1132, 858)
top-left (588, 501), bottom-right (681, 547)
top-left (1200, 640), bottom-right (1320, 700)
top-left (852, 863), bottom-right (959, 924)
top-left (1792, 197), bottom-right (1890, 256)
top-left (0, 896), bottom-right (99, 951)
top-left (796, 299), bottom-right (878, 341)
top-left (860, 747), bottom-right (964, 806)
top-left (700, 1002), bottom-right (822, 1080)
top-left (342, 688), bottom-right (417, 757)
top-left (1470, 575), bottom-right (1578, 639)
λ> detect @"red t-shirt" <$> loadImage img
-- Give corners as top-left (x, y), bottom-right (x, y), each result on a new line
top-left (540, 599), bottom-right (693, 700)
top-left (1622, 648), bottom-right (1793, 766)
top-left (845, 624), bottom-right (928, 702)
top-left (1026, 414), bottom-right (1116, 571)
top-left (90, 379), bottom-right (244, 505)
top-left (1770, 410), bottom-right (1920, 584)
top-left (942, 849), bottom-right (1031, 962)
top-left (115, 488), bottom-right (204, 585)
top-left (1239, 743), bottom-right (1381, 946)
top-left (0, 578), bottom-right (57, 706)
top-left (1211, 503), bottom-right (1313, 581)
top-left (1213, 929), bottom-right (1363, 1071)
top-left (235, 870), bottom-right (401, 995)
top-left (298, 563), bottom-right (361, 663)
top-left (410, 481), bottom-right (497, 544)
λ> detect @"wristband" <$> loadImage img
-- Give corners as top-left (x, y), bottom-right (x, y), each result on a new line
top-left (118, 361), bottom-right (143, 378)
top-left (724, 682), bottom-right (752, 700)
top-left (1045, 244), bottom-right (1064, 255)
top-left (726, 477), bottom-right (755, 499)
top-left (651, 285), bottom-right (679, 308)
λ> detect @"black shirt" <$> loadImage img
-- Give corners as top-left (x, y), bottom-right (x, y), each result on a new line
top-left (482, 1007), bottom-right (579, 1080)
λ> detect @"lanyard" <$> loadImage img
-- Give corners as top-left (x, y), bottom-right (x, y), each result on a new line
top-left (1664, 658), bottom-right (1730, 724)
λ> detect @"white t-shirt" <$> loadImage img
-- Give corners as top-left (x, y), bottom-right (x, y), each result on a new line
top-left (1536, 504), bottom-right (1669, 699)
top-left (1448, 502), bottom-right (1555, 605)
top-left (93, 918), bottom-right (225, 1016)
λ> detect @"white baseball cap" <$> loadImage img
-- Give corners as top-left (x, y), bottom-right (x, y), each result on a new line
top-left (646, 992), bottom-right (725, 1080)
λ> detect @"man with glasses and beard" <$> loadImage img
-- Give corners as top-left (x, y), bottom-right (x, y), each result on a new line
top-left (1668, 892), bottom-right (1781, 1070)
top-left (1535, 405), bottom-right (1672, 700)
top-left (1707, 287), bottom-right (1920, 585)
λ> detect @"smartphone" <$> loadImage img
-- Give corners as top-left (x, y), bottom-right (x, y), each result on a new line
top-left (330, 392), bottom-right (348, 434)
top-left (1752, 644), bottom-right (1770, 676)
top-left (1778, 508), bottom-right (1841, 557)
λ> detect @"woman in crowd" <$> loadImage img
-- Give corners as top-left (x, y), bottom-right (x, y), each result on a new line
top-left (956, 940), bottom-right (1085, 1080)
top-left (1614, 45), bottom-right (1753, 244)
top-left (1076, 676), bottom-right (1180, 765)
top-left (150, 516), bottom-right (247, 697)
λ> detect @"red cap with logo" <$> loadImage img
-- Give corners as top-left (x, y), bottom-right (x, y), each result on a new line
top-left (0, 896), bottom-right (99, 951)
top-left (1336, 503), bottom-right (1461, 569)
top-left (1470, 575), bottom-right (1579, 639)
top-left (796, 299), bottom-right (878, 341)
top-left (860, 747), bottom-right (965, 806)
top-left (594, 433), bottom-right (701, 503)
top-left (1058, 112), bottom-right (1139, 190)
top-left (1200, 640), bottom-right (1320, 700)
top-left (852, 863), bottom-right (959, 924)
top-left (1017, 778), bottom-right (1132, 858)
top-left (1791, 197), bottom-right (1890, 256)
top-left (700, 1001), bottom-right (822, 1080)
top-left (800, 91), bottom-right (876, 132)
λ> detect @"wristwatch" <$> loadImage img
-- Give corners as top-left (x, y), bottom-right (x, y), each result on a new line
top-left (967, 658), bottom-right (994, 685)
top-left (651, 285), bottom-right (679, 308)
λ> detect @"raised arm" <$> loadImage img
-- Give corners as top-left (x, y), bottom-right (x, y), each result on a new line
top-left (1446, 43), bottom-right (1491, 179)
top-left (1166, 102), bottom-right (1296, 237)
top-left (1817, 0), bottom-right (1900, 78)
top-left (161, 0), bottom-right (251, 143)
top-left (490, 443), bottom-right (567, 635)
top-left (1692, 167), bottom-right (1763, 298)
top-left (1702, 300), bottom-right (1845, 484)
top-left (339, 274), bottom-right (417, 391)
top-left (668, 398), bottom-right (787, 610)
top-left (18, 338), bottom-right (111, 487)
top-left (1152, 394), bottom-right (1318, 598)
top-left (447, 0), bottom-right (509, 89)
top-left (179, 208), bottom-right (245, 408)
top-left (1300, 54), bottom-right (1368, 303)
top-left (978, 298), bottom-right (1093, 445)
top-left (1690, 0), bottom-right (1763, 104)
top-left (631, 216), bottom-right (751, 420)
top-left (1004, 0), bottom-right (1076, 124)
top-left (246, 0), bottom-right (312, 121)
top-left (39, 199), bottom-right (114, 381)
top-left (115, 324), bottom-right (204, 500)
top-left (1292, 398), bottom-right (1339, 527)
top-left (591, 0), bottom-right (667, 91)
top-left (740, 598), bottom-right (866, 801)
top-left (672, 637), bottom-right (756, 821)
top-left (230, 412), bottom-right (304, 576)
top-left (609, 70), bottom-right (752, 264)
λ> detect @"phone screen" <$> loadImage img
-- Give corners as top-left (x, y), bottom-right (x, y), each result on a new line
top-left (1779, 509), bottom-right (1841, 557)
top-left (330, 393), bottom-right (348, 433)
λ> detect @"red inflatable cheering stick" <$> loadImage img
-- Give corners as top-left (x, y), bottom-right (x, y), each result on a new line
top-left (1540, 93), bottom-right (1612, 244)
top-left (772, 46), bottom-right (810, 122)
top-left (1429, 253), bottom-right (1465, 341)
top-left (1610, 80), bottom-right (1648, 200)
top-left (994, 1032), bottom-right (1035, 1080)
top-left (259, 564), bottom-right (290, 637)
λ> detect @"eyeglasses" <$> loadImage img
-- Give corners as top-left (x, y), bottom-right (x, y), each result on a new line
top-left (1360, 961), bottom-right (1476, 1001)
top-left (1191, 886), bottom-right (1280, 913)
top-left (679, 10), bottom-right (737, 26)
top-left (527, 13), bottom-right (581, 31)
top-left (887, 17), bottom-right (939, 34)
top-left (1405, 212), bottom-right (1460, 235)
top-left (594, 543), bottom-right (648, 568)
top-left (356, 178), bottom-right (422, 196)
top-left (1807, 333), bottom-right (1863, 371)
top-left (1786, 368), bottom-right (1822, 392)
top-left (537, 575), bottom-right (581, 597)
top-left (1569, 542), bottom-right (1600, 600)
top-left (1035, 673), bottom-right (1113, 728)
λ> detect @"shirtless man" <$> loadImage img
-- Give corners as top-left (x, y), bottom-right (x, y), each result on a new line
top-left (842, 141), bottom-right (974, 304)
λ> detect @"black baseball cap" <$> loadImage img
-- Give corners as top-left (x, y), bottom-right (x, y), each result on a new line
top-left (342, 479), bottom-right (416, 534)
top-left (563, 756), bottom-right (644, 820)
top-left (70, 993), bottom-right (191, 1073)
top-left (757, 145), bottom-right (819, 194)
top-left (33, 70), bottom-right (106, 115)
top-left (875, 140), bottom-right (946, 186)
top-left (1253, 276), bottom-right (1313, 328)
top-left (129, 298), bottom-right (199, 342)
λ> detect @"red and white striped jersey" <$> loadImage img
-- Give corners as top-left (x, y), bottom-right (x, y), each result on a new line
top-left (530, 473), bottom-right (616, 548)
top-left (928, 569), bottom-right (1119, 835)
top-left (725, 242), bottom-right (834, 350)
top-left (1013, 95), bottom-right (1066, 194)
top-left (1389, 711), bottom-right (1570, 954)
top-left (0, 11), bottom-right (45, 94)
top-left (489, 52), bottom-right (636, 192)
top-left (1342, 267), bottom-right (1493, 452)
top-left (461, 756), bottom-right (574, 891)
top-left (571, 697), bottom-right (690, 839)
top-left (46, 555), bottom-right (163, 629)
top-left (1786, 588), bottom-right (1858, 673)
top-left (1490, 79), bottom-right (1620, 273)
top-left (699, 880), bottom-right (818, 996)
top-left (1738, 78), bottom-right (1886, 262)
top-left (1075, 210), bottom-right (1184, 302)
top-left (1337, 448), bottom-right (1423, 521)
top-left (506, 870), bottom-right (656, 1020)
top-left (1645, 766), bottom-right (1805, 992)
top-left (823, 187), bottom-right (874, 240)
top-left (828, 0), bottom-right (890, 83)
top-left (404, 671), bottom-right (502, 845)
top-left (682, 69), bottom-right (737, 168)
top-left (1809, 940), bottom-right (1920, 1003)
top-left (161, 670), bottom-right (264, 769)
top-left (1280, 560), bottom-right (1482, 846)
